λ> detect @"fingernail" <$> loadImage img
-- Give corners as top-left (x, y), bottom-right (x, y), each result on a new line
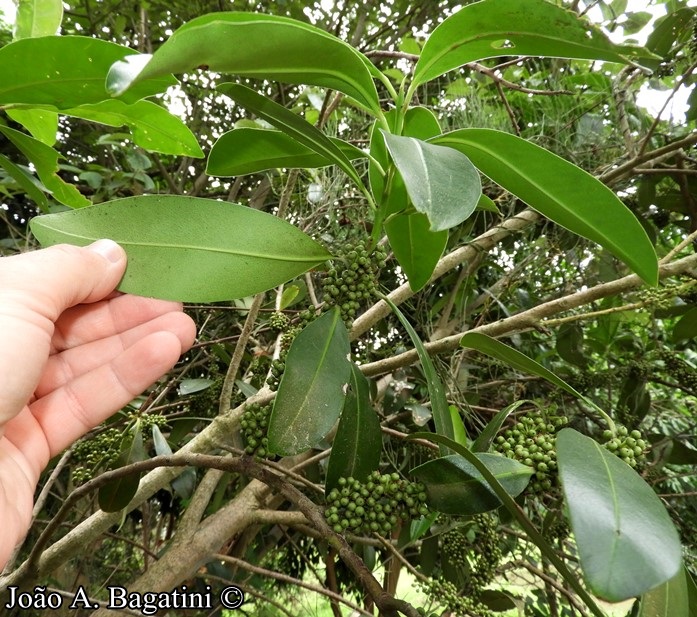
top-left (87, 239), bottom-right (124, 264)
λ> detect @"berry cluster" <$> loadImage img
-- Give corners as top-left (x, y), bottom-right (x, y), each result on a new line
top-left (418, 577), bottom-right (495, 617)
top-left (658, 350), bottom-right (697, 395)
top-left (322, 238), bottom-right (387, 325)
top-left (494, 408), bottom-right (567, 493)
top-left (324, 472), bottom-right (429, 536)
top-left (442, 514), bottom-right (502, 597)
top-left (266, 358), bottom-right (286, 392)
top-left (240, 402), bottom-right (273, 457)
top-left (601, 425), bottom-right (647, 468)
top-left (71, 427), bottom-right (122, 485)
top-left (268, 311), bottom-right (290, 332)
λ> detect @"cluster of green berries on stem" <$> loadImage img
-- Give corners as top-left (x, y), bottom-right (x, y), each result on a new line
top-left (71, 427), bottom-right (123, 485)
top-left (324, 472), bottom-right (429, 536)
top-left (322, 238), bottom-right (387, 326)
top-left (418, 577), bottom-right (495, 617)
top-left (240, 402), bottom-right (273, 457)
top-left (601, 425), bottom-right (646, 468)
top-left (658, 350), bottom-right (697, 395)
top-left (494, 407), bottom-right (567, 493)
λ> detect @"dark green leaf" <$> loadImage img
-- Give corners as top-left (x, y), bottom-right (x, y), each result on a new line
top-left (673, 307), bottom-right (697, 342)
top-left (62, 100), bottom-right (204, 158)
top-left (385, 212), bottom-right (447, 292)
top-left (325, 364), bottom-right (381, 492)
top-left (412, 453), bottom-right (532, 515)
top-left (0, 153), bottom-right (48, 211)
top-left (384, 297), bottom-right (455, 451)
top-left (471, 400), bottom-right (529, 453)
top-left (381, 132), bottom-right (482, 232)
top-left (207, 128), bottom-right (365, 176)
top-left (98, 423), bottom-right (147, 513)
top-left (433, 129), bottom-right (658, 285)
top-left (0, 37), bottom-right (174, 108)
top-left (413, 0), bottom-right (646, 86)
top-left (13, 0), bottom-right (63, 39)
top-left (461, 332), bottom-right (583, 399)
top-left (556, 323), bottom-right (588, 367)
top-left (106, 12), bottom-right (381, 114)
top-left (218, 83), bottom-right (363, 188)
top-left (621, 12), bottom-right (653, 36)
top-left (0, 125), bottom-right (90, 208)
top-left (479, 590), bottom-right (518, 612)
top-left (30, 195), bottom-right (331, 302)
top-left (557, 428), bottom-right (682, 601)
top-left (646, 8), bottom-right (696, 58)
top-left (268, 308), bottom-right (351, 456)
top-left (639, 566), bottom-right (690, 617)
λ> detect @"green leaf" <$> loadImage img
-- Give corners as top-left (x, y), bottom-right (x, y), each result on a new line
top-left (218, 83), bottom-right (364, 189)
top-left (13, 0), bottom-right (63, 39)
top-left (98, 423), bottom-right (147, 513)
top-left (639, 567), bottom-right (690, 617)
top-left (207, 128), bottom-right (365, 176)
top-left (62, 100), bottom-right (204, 158)
top-left (381, 131), bottom-right (482, 232)
top-left (461, 332), bottom-right (583, 399)
top-left (151, 424), bottom-right (173, 457)
top-left (106, 12), bottom-right (381, 115)
top-left (557, 428), bottom-right (682, 602)
top-left (280, 285), bottom-right (300, 310)
top-left (0, 153), bottom-right (48, 211)
top-left (0, 37), bottom-right (175, 108)
top-left (433, 129), bottom-right (658, 285)
top-left (268, 308), bottom-right (351, 456)
top-left (411, 453), bottom-right (532, 515)
top-left (672, 307), bottom-right (697, 342)
top-left (6, 108), bottom-right (58, 145)
top-left (413, 0), bottom-right (644, 86)
top-left (621, 11), bottom-right (653, 36)
top-left (30, 195), bottom-right (331, 302)
top-left (0, 125), bottom-right (90, 208)
top-left (471, 399), bottom-right (529, 453)
top-left (385, 212), bottom-right (447, 292)
top-left (449, 406), bottom-right (469, 447)
top-left (384, 297), bottom-right (455, 451)
top-left (556, 323), bottom-right (588, 367)
top-left (325, 364), bottom-right (382, 492)
top-left (178, 379), bottom-right (215, 396)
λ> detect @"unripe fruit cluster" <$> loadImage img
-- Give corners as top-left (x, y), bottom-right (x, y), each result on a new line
top-left (268, 311), bottom-right (290, 332)
top-left (72, 427), bottom-right (123, 485)
top-left (658, 350), bottom-right (697, 394)
top-left (442, 514), bottom-right (502, 597)
top-left (324, 472), bottom-right (429, 536)
top-left (601, 425), bottom-right (647, 468)
top-left (266, 358), bottom-right (286, 392)
top-left (322, 238), bottom-right (387, 325)
top-left (240, 402), bottom-right (272, 458)
top-left (419, 577), bottom-right (495, 617)
top-left (494, 408), bottom-right (568, 493)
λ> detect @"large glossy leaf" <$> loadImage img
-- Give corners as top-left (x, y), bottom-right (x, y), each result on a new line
top-left (7, 108), bottom-right (58, 145)
top-left (413, 0), bottom-right (642, 86)
top-left (0, 36), bottom-right (174, 108)
top-left (13, 0), bottom-right (62, 39)
top-left (62, 100), bottom-right (204, 158)
top-left (557, 428), bottom-right (682, 601)
top-left (106, 12), bottom-right (381, 115)
top-left (381, 132), bottom-right (482, 232)
top-left (268, 308), bottom-right (351, 456)
top-left (412, 453), bottom-right (532, 515)
top-left (385, 213), bottom-right (447, 292)
top-left (207, 128), bottom-right (365, 177)
top-left (384, 298), bottom-right (455, 450)
top-left (30, 195), bottom-right (331, 302)
top-left (639, 567), bottom-right (690, 617)
top-left (0, 153), bottom-right (48, 211)
top-left (0, 125), bottom-right (90, 208)
top-left (218, 83), bottom-right (363, 188)
top-left (433, 129), bottom-right (658, 285)
top-left (325, 364), bottom-right (382, 492)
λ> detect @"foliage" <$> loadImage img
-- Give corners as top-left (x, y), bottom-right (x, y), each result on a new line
top-left (1, 0), bottom-right (697, 616)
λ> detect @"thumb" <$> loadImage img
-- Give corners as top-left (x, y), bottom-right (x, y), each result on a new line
top-left (0, 240), bottom-right (127, 319)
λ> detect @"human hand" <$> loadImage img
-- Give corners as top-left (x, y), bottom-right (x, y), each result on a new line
top-left (0, 240), bottom-right (196, 569)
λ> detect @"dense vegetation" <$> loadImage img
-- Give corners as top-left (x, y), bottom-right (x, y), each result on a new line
top-left (1, 0), bottom-right (696, 616)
